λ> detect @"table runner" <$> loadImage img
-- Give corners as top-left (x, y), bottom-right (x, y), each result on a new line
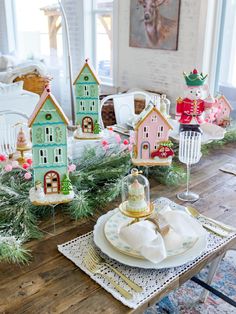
top-left (58, 198), bottom-right (236, 309)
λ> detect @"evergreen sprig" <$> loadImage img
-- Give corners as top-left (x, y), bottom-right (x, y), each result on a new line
top-left (0, 127), bottom-right (235, 264)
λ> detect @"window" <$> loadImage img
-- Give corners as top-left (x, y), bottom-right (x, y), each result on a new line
top-left (54, 148), bottom-right (63, 163)
top-left (39, 149), bottom-right (48, 164)
top-left (154, 144), bottom-right (158, 150)
top-left (215, 0), bottom-right (236, 119)
top-left (80, 101), bottom-right (86, 112)
top-left (13, 0), bottom-right (67, 109)
top-left (45, 127), bottom-right (53, 142)
top-left (157, 126), bottom-right (164, 138)
top-left (143, 126), bottom-right (149, 138)
top-left (85, 0), bottom-right (115, 85)
top-left (90, 101), bottom-right (96, 111)
top-left (84, 85), bottom-right (90, 96)
top-left (152, 115), bottom-right (157, 122)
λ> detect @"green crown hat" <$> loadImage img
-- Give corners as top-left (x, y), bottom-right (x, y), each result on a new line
top-left (183, 69), bottom-right (208, 86)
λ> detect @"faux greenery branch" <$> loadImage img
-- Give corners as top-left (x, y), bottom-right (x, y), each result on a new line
top-left (0, 127), bottom-right (236, 264)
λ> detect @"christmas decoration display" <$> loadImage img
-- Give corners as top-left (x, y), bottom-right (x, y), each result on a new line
top-left (61, 174), bottom-right (73, 195)
top-left (16, 127), bottom-right (31, 164)
top-left (73, 59), bottom-right (102, 139)
top-left (176, 69), bottom-right (214, 133)
top-left (1, 126), bottom-right (236, 264)
top-left (126, 179), bottom-right (148, 213)
top-left (120, 168), bottom-right (153, 221)
top-left (205, 94), bottom-right (233, 127)
top-left (28, 85), bottom-right (74, 205)
top-left (132, 103), bottom-right (174, 166)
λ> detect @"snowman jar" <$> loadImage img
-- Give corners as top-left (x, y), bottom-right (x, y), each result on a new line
top-left (176, 69), bottom-right (214, 133)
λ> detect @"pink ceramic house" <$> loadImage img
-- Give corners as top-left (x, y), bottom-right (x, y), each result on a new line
top-left (215, 95), bottom-right (233, 127)
top-left (132, 104), bottom-right (174, 166)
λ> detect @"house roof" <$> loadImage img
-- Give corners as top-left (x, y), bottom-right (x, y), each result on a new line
top-left (28, 87), bottom-right (69, 127)
top-left (217, 94), bottom-right (233, 110)
top-left (73, 59), bottom-right (100, 85)
top-left (134, 104), bottom-right (173, 131)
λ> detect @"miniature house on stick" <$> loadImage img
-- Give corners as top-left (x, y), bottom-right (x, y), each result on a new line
top-left (73, 59), bottom-right (102, 139)
top-left (28, 86), bottom-right (74, 205)
top-left (215, 95), bottom-right (233, 127)
top-left (132, 103), bottom-right (174, 166)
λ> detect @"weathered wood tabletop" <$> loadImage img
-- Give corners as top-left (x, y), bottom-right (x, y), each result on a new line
top-left (1, 143), bottom-right (236, 314)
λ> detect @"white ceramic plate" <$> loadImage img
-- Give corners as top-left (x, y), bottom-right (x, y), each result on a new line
top-left (169, 119), bottom-right (226, 144)
top-left (94, 207), bottom-right (208, 269)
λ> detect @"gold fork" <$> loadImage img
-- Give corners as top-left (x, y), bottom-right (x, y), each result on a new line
top-left (83, 254), bottom-right (133, 300)
top-left (88, 246), bottom-right (143, 292)
top-left (186, 206), bottom-right (236, 233)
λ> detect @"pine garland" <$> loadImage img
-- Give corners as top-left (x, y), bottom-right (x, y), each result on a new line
top-left (0, 127), bottom-right (236, 264)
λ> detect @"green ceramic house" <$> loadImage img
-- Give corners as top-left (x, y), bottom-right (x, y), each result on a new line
top-left (28, 87), bottom-right (69, 195)
top-left (73, 59), bottom-right (100, 134)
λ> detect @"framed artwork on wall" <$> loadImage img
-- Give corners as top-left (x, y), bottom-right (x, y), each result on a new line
top-left (129, 0), bottom-right (181, 50)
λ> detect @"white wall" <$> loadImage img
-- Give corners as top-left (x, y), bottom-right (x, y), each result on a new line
top-left (117, 0), bottom-right (209, 105)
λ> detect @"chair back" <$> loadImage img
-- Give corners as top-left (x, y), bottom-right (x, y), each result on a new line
top-left (100, 91), bottom-right (154, 128)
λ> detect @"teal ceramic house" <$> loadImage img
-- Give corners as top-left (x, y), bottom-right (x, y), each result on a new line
top-left (73, 59), bottom-right (101, 138)
top-left (28, 86), bottom-right (73, 205)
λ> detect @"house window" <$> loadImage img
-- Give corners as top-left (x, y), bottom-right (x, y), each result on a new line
top-left (152, 115), bottom-right (157, 122)
top-left (54, 148), bottom-right (63, 163)
top-left (80, 101), bottom-right (86, 112)
top-left (84, 85), bottom-right (90, 96)
top-left (90, 100), bottom-right (96, 111)
top-left (45, 127), bottom-right (53, 142)
top-left (157, 125), bottom-right (164, 138)
top-left (154, 144), bottom-right (158, 150)
top-left (143, 126), bottom-right (149, 138)
top-left (39, 149), bottom-right (48, 164)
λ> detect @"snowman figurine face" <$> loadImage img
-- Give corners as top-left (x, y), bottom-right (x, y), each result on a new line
top-left (185, 86), bottom-right (204, 100)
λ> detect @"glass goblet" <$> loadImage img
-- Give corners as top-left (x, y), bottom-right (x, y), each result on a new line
top-left (177, 130), bottom-right (202, 202)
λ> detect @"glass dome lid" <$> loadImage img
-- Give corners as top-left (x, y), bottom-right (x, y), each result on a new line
top-left (120, 168), bottom-right (153, 220)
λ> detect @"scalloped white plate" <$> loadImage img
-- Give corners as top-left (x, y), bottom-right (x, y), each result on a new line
top-left (93, 201), bottom-right (208, 269)
top-left (169, 119), bottom-right (226, 144)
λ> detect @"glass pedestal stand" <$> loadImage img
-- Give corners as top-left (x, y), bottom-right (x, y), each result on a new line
top-left (177, 164), bottom-right (199, 202)
top-left (119, 201), bottom-right (154, 225)
top-left (17, 147), bottom-right (31, 165)
top-left (177, 130), bottom-right (202, 202)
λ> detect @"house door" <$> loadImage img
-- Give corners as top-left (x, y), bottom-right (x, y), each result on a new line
top-left (141, 142), bottom-right (150, 159)
top-left (82, 117), bottom-right (93, 133)
top-left (44, 171), bottom-right (60, 194)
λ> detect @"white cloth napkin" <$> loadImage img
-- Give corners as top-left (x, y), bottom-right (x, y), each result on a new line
top-left (119, 206), bottom-right (200, 263)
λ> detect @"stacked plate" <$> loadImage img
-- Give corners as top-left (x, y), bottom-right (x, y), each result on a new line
top-left (169, 119), bottom-right (226, 144)
top-left (93, 201), bottom-right (208, 269)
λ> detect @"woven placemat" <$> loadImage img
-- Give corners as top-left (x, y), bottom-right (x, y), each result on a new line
top-left (58, 198), bottom-right (236, 309)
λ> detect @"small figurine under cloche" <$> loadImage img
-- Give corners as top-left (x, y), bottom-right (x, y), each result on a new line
top-left (119, 168), bottom-right (154, 222)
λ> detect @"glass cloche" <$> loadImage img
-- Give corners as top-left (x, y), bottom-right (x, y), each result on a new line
top-left (119, 168), bottom-right (153, 221)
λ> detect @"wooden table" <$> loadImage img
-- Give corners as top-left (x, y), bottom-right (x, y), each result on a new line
top-left (1, 143), bottom-right (236, 314)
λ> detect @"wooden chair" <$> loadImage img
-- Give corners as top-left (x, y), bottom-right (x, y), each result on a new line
top-left (100, 91), bottom-right (158, 128)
